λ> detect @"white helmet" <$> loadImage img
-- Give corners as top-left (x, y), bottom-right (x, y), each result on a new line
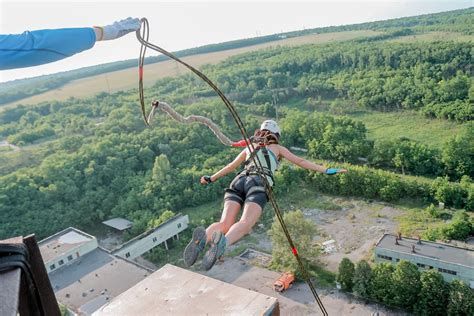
top-left (260, 120), bottom-right (281, 137)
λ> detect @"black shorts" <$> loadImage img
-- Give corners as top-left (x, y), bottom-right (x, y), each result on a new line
top-left (224, 174), bottom-right (269, 209)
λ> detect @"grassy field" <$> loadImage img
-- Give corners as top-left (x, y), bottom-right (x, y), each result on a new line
top-left (348, 110), bottom-right (461, 148)
top-left (1, 30), bottom-right (381, 110)
top-left (285, 97), bottom-right (461, 148)
top-left (389, 31), bottom-right (474, 43)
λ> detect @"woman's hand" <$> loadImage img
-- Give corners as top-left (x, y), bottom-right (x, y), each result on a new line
top-left (325, 168), bottom-right (348, 175)
top-left (200, 175), bottom-right (213, 185)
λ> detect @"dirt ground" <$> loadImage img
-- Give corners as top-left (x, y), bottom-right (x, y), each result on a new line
top-left (231, 198), bottom-right (403, 272)
top-left (201, 257), bottom-right (405, 316)
top-left (306, 199), bottom-right (403, 271)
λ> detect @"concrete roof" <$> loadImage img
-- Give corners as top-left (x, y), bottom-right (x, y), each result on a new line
top-left (39, 227), bottom-right (95, 262)
top-left (48, 248), bottom-right (152, 315)
top-left (376, 234), bottom-right (474, 268)
top-left (93, 264), bottom-right (279, 315)
top-left (102, 218), bottom-right (133, 231)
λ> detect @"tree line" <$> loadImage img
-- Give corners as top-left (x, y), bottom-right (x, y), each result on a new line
top-left (337, 258), bottom-right (474, 315)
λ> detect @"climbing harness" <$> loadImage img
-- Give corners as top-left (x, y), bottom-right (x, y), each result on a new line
top-left (243, 145), bottom-right (278, 186)
top-left (136, 18), bottom-right (328, 316)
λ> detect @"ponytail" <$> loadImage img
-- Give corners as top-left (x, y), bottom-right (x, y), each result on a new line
top-left (253, 129), bottom-right (279, 145)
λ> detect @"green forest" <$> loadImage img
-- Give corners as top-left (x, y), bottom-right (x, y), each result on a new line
top-left (0, 8), bottom-right (473, 253)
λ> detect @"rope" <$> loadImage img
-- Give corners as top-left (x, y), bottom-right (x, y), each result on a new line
top-left (136, 18), bottom-right (328, 316)
top-left (148, 101), bottom-right (234, 146)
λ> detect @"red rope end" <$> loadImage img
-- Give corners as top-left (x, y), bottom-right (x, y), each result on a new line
top-left (231, 139), bottom-right (249, 147)
top-left (291, 247), bottom-right (298, 256)
top-left (139, 66), bottom-right (144, 80)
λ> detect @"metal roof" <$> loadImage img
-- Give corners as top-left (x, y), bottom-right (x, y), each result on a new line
top-left (376, 234), bottom-right (474, 268)
top-left (102, 218), bottom-right (133, 231)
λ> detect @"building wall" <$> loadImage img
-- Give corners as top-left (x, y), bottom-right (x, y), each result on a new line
top-left (374, 247), bottom-right (474, 287)
top-left (114, 215), bottom-right (189, 260)
top-left (45, 238), bottom-right (98, 273)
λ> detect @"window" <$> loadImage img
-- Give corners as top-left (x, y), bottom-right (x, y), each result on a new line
top-left (50, 264), bottom-right (56, 270)
top-left (177, 223), bottom-right (182, 228)
top-left (125, 252), bottom-right (130, 258)
top-left (377, 254), bottom-right (392, 261)
top-left (58, 260), bottom-right (64, 266)
top-left (67, 255), bottom-right (73, 261)
top-left (396, 258), bottom-right (400, 262)
top-left (153, 237), bottom-right (157, 242)
top-left (417, 263), bottom-right (426, 268)
top-left (438, 268), bottom-right (457, 275)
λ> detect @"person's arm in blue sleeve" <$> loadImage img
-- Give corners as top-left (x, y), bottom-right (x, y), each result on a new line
top-left (0, 17), bottom-right (141, 70)
top-left (0, 28), bottom-right (96, 70)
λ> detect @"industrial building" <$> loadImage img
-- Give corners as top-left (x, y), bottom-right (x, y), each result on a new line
top-left (39, 227), bottom-right (98, 273)
top-left (37, 214), bottom-right (190, 314)
top-left (38, 227), bottom-right (152, 315)
top-left (112, 213), bottom-right (189, 260)
top-left (375, 233), bottom-right (474, 288)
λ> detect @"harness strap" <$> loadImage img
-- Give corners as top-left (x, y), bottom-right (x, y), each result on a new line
top-left (0, 244), bottom-right (45, 316)
top-left (224, 189), bottom-right (244, 203)
top-left (247, 186), bottom-right (266, 196)
top-left (243, 146), bottom-right (276, 185)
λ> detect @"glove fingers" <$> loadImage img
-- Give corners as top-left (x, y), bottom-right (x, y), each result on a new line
top-left (103, 17), bottom-right (141, 40)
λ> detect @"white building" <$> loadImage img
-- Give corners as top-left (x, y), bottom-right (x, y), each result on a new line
top-left (39, 227), bottom-right (98, 273)
top-left (113, 214), bottom-right (189, 260)
top-left (39, 227), bottom-right (153, 315)
top-left (375, 234), bottom-right (474, 288)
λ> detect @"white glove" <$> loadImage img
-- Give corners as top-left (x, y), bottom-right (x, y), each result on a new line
top-left (100, 17), bottom-right (141, 41)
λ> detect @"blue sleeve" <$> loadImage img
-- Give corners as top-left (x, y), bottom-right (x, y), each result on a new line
top-left (0, 28), bottom-right (96, 70)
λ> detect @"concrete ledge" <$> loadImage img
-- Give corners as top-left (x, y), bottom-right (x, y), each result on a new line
top-left (94, 264), bottom-right (279, 315)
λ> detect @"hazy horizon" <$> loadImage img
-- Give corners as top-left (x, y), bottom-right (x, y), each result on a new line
top-left (1, 0), bottom-right (472, 83)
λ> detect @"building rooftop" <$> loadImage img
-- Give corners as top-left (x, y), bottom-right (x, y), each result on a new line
top-left (111, 214), bottom-right (187, 252)
top-left (39, 227), bottom-right (96, 262)
top-left (376, 234), bottom-right (474, 268)
top-left (93, 264), bottom-right (279, 315)
top-left (49, 247), bottom-right (152, 315)
top-left (102, 218), bottom-right (133, 231)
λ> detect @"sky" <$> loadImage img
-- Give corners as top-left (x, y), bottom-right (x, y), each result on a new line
top-left (0, 0), bottom-right (472, 83)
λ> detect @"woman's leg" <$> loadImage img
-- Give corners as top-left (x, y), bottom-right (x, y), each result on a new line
top-left (225, 202), bottom-right (262, 246)
top-left (205, 200), bottom-right (241, 243)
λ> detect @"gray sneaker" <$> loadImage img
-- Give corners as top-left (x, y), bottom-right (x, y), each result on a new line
top-left (202, 231), bottom-right (227, 271)
top-left (183, 227), bottom-right (207, 267)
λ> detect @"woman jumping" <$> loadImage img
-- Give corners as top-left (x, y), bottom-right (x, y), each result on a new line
top-left (183, 119), bottom-right (347, 270)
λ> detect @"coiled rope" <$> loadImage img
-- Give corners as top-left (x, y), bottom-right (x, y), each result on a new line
top-left (136, 18), bottom-right (328, 316)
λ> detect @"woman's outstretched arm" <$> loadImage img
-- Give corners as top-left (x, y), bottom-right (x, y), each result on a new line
top-left (201, 150), bottom-right (247, 184)
top-left (278, 145), bottom-right (347, 174)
